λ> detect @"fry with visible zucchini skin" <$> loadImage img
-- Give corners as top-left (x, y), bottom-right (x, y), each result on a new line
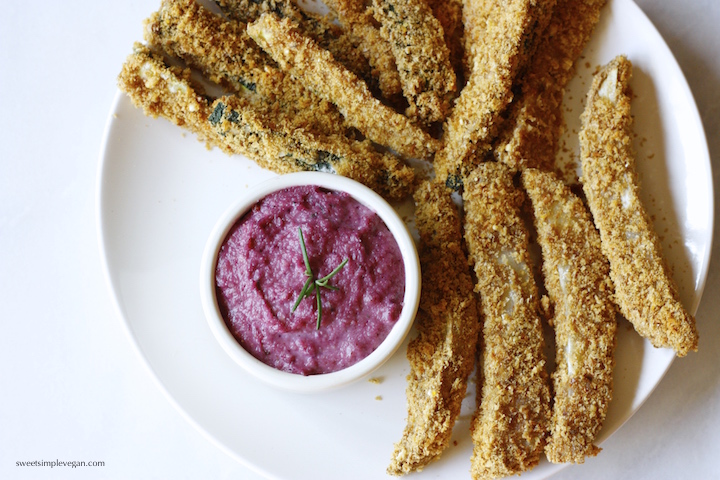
top-left (247, 13), bottom-right (439, 160)
top-left (214, 0), bottom-right (375, 89)
top-left (463, 162), bottom-right (551, 480)
top-left (388, 181), bottom-right (480, 475)
top-left (144, 0), bottom-right (348, 137)
top-left (118, 43), bottom-right (220, 146)
top-left (118, 43), bottom-right (414, 200)
top-left (371, 0), bottom-right (457, 124)
top-left (521, 167), bottom-right (617, 464)
top-left (435, 0), bottom-right (557, 189)
top-left (209, 96), bottom-right (415, 199)
top-left (426, 0), bottom-right (465, 83)
top-left (214, 0), bottom-right (295, 23)
top-left (493, 0), bottom-right (606, 172)
top-left (146, 0), bottom-right (272, 95)
top-left (323, 0), bottom-right (403, 98)
top-left (579, 56), bottom-right (698, 356)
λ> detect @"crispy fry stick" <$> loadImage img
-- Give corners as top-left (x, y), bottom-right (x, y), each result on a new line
top-left (579, 56), bottom-right (698, 356)
top-left (388, 181), bottom-right (480, 475)
top-left (521, 168), bottom-right (617, 464)
top-left (214, 0), bottom-right (375, 88)
top-left (146, 0), bottom-right (273, 95)
top-left (118, 43), bottom-right (220, 144)
top-left (144, 0), bottom-right (348, 137)
top-left (463, 162), bottom-right (551, 480)
top-left (435, 0), bottom-right (556, 189)
top-left (209, 96), bottom-right (415, 199)
top-left (494, 0), bottom-right (606, 172)
top-left (214, 0), bottom-right (295, 23)
top-left (461, 0), bottom-right (493, 79)
top-left (118, 43), bottom-right (414, 200)
top-left (371, 0), bottom-right (457, 124)
top-left (426, 0), bottom-right (465, 82)
top-left (323, 0), bottom-right (403, 98)
top-left (247, 13), bottom-right (439, 160)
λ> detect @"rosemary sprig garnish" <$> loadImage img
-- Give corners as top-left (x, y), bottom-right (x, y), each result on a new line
top-left (291, 227), bottom-right (348, 329)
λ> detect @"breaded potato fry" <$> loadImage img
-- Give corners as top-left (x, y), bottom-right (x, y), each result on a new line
top-left (323, 0), bottom-right (403, 98)
top-left (118, 44), bottom-right (414, 200)
top-left (247, 13), bottom-right (439, 160)
top-left (388, 181), bottom-right (480, 475)
top-left (144, 0), bottom-right (348, 137)
top-left (521, 168), bottom-right (617, 464)
top-left (372, 0), bottom-right (457, 124)
top-left (463, 162), bottom-right (551, 480)
top-left (579, 56), bottom-right (698, 356)
top-left (214, 0), bottom-right (375, 88)
top-left (435, 0), bottom-right (556, 189)
top-left (494, 0), bottom-right (606, 172)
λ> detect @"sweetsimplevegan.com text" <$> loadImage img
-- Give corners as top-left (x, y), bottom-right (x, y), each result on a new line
top-left (16, 459), bottom-right (105, 468)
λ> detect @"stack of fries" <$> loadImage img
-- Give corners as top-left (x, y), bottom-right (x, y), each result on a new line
top-left (117, 0), bottom-right (699, 478)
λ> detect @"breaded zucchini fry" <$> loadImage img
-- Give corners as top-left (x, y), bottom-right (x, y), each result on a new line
top-left (426, 0), bottom-right (465, 83)
top-left (494, 0), bottom-right (606, 172)
top-left (388, 181), bottom-right (480, 475)
top-left (214, 0), bottom-right (375, 88)
top-left (247, 13), bottom-right (439, 160)
top-left (146, 0), bottom-right (273, 95)
top-left (209, 96), bottom-right (415, 199)
top-left (521, 168), bottom-right (617, 464)
top-left (461, 0), bottom-right (493, 78)
top-left (118, 43), bottom-right (220, 146)
top-left (463, 162), bottom-right (551, 480)
top-left (435, 0), bottom-right (556, 189)
top-left (214, 0), bottom-right (295, 23)
top-left (579, 56), bottom-right (698, 356)
top-left (118, 44), bottom-right (414, 200)
top-left (323, 0), bottom-right (403, 98)
top-left (372, 0), bottom-right (457, 124)
top-left (144, 0), bottom-right (347, 137)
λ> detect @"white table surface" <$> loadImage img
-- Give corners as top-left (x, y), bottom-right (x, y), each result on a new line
top-left (1, 1), bottom-right (718, 479)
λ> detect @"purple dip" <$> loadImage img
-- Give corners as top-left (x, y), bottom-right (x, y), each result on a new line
top-left (215, 185), bottom-right (405, 376)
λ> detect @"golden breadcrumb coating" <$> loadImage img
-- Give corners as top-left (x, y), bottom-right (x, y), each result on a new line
top-left (118, 43), bottom-right (219, 144)
top-left (214, 0), bottom-right (295, 24)
top-left (214, 0), bottom-right (375, 88)
top-left (388, 181), bottom-right (480, 475)
top-left (372, 0), bottom-right (457, 124)
top-left (493, 0), bottom-right (606, 172)
top-left (579, 56), bottom-right (698, 356)
top-left (247, 13), bottom-right (439, 160)
top-left (426, 0), bottom-right (465, 84)
top-left (435, 0), bottom-right (557, 189)
top-left (521, 168), bottom-right (617, 464)
top-left (118, 44), bottom-right (414, 200)
top-left (208, 95), bottom-right (415, 200)
top-left (462, 162), bottom-right (551, 480)
top-left (144, 0), bottom-right (348, 137)
top-left (323, 0), bottom-right (403, 98)
top-left (461, 0), bottom-right (493, 79)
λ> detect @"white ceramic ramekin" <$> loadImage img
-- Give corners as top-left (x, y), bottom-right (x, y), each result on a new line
top-left (200, 172), bottom-right (420, 393)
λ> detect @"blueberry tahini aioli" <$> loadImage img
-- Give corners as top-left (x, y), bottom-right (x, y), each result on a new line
top-left (215, 185), bottom-right (405, 375)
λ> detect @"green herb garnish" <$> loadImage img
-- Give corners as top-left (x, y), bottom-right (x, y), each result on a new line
top-left (291, 227), bottom-right (348, 329)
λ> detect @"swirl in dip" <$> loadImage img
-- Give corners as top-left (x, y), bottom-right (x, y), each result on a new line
top-left (215, 185), bottom-right (405, 375)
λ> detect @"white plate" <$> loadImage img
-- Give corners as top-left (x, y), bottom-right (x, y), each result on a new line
top-left (97, 0), bottom-right (713, 478)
